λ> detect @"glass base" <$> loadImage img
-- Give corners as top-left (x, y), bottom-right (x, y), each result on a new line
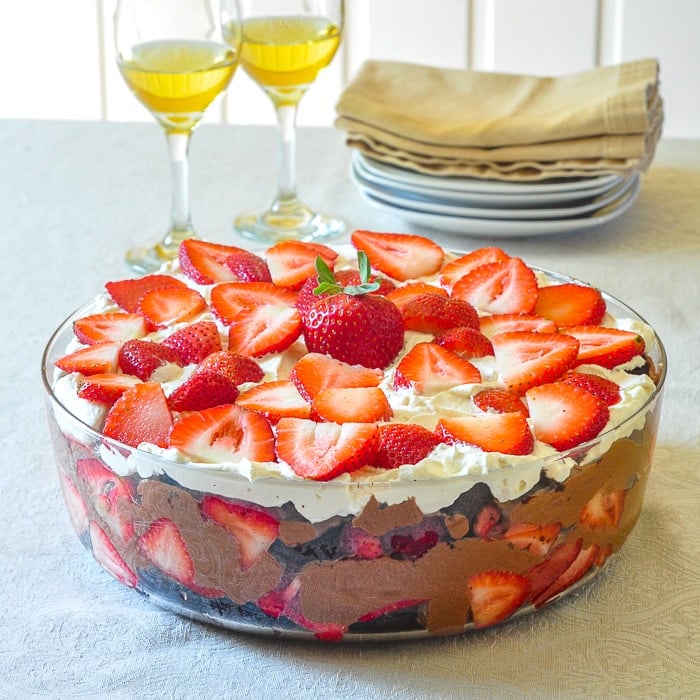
top-left (124, 227), bottom-right (196, 275)
top-left (234, 201), bottom-right (345, 244)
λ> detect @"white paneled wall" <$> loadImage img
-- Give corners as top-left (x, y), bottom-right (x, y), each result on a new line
top-left (2, 0), bottom-right (699, 137)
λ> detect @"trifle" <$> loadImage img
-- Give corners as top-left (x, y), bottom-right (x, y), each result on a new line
top-left (43, 231), bottom-right (665, 641)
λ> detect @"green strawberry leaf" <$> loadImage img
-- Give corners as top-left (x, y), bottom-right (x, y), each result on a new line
top-left (313, 252), bottom-right (380, 297)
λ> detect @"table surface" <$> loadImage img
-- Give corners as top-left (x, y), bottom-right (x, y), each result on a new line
top-left (1, 119), bottom-right (698, 700)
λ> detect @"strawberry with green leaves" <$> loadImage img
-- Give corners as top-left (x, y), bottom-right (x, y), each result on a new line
top-left (302, 252), bottom-right (404, 370)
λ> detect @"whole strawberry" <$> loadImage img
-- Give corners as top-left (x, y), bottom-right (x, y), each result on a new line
top-left (302, 252), bottom-right (404, 370)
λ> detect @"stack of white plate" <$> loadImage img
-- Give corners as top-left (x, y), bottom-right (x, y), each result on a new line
top-left (351, 152), bottom-right (641, 238)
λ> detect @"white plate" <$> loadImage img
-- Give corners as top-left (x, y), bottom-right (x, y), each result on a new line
top-left (354, 152), bottom-right (626, 206)
top-left (351, 163), bottom-right (639, 221)
top-left (358, 174), bottom-right (641, 238)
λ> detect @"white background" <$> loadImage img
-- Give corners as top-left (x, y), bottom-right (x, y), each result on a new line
top-left (1, 0), bottom-right (698, 136)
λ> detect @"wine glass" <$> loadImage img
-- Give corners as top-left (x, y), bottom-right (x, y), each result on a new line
top-left (114, 0), bottom-right (241, 274)
top-left (223, 0), bottom-right (345, 243)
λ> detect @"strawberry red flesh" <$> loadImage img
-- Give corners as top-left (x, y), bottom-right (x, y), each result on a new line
top-left (436, 412), bottom-right (534, 456)
top-left (467, 570), bottom-right (530, 628)
top-left (73, 312), bottom-right (147, 345)
top-left (289, 352), bottom-right (382, 401)
top-left (178, 239), bottom-right (247, 284)
top-left (351, 230), bottom-right (444, 281)
top-left (452, 257), bottom-right (538, 315)
top-left (169, 404), bottom-right (276, 463)
top-left (526, 382), bottom-right (610, 451)
top-left (491, 331), bottom-right (580, 395)
top-left (201, 495), bottom-right (279, 570)
top-left (105, 274), bottom-right (187, 313)
top-left (535, 282), bottom-right (606, 327)
top-left (393, 342), bottom-right (481, 394)
top-left (102, 382), bottom-right (174, 448)
top-left (439, 247), bottom-right (510, 290)
top-left (275, 417), bottom-right (379, 480)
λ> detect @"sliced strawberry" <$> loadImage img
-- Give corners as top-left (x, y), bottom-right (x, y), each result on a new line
top-left (57, 469), bottom-right (90, 535)
top-left (161, 320), bottom-right (222, 365)
top-left (169, 404), bottom-right (275, 463)
top-left (501, 521), bottom-right (562, 556)
top-left (343, 528), bottom-right (385, 560)
top-left (565, 325), bottom-right (646, 369)
top-left (452, 257), bottom-right (538, 315)
top-left (105, 274), bottom-right (187, 313)
top-left (527, 540), bottom-right (582, 603)
top-left (55, 342), bottom-right (120, 376)
top-left (178, 239), bottom-right (247, 284)
top-left (467, 570), bottom-right (530, 628)
top-left (532, 541), bottom-right (600, 608)
top-left (357, 598), bottom-right (427, 623)
top-left (89, 521), bottom-right (138, 588)
top-left (401, 293), bottom-right (479, 335)
top-left (385, 281), bottom-right (448, 311)
top-left (436, 412), bottom-right (534, 455)
top-left (310, 386), bottom-right (393, 423)
top-left (472, 503), bottom-right (504, 539)
top-left (227, 304), bottom-right (302, 358)
top-left (526, 382), bottom-right (610, 451)
top-left (137, 286), bottom-right (206, 327)
top-left (102, 382), bottom-right (173, 448)
top-left (579, 488), bottom-right (626, 529)
top-left (73, 312), bottom-right (147, 345)
top-left (393, 342), bottom-right (481, 394)
top-left (534, 283), bottom-right (606, 327)
top-left (434, 326), bottom-right (494, 359)
top-left (559, 371), bottom-right (620, 406)
top-left (137, 517), bottom-right (195, 586)
top-left (289, 352), bottom-right (382, 401)
top-left (265, 240), bottom-right (338, 289)
top-left (167, 370), bottom-right (239, 412)
top-left (76, 458), bottom-right (135, 545)
top-left (225, 250), bottom-right (272, 282)
top-left (195, 350), bottom-right (264, 385)
top-left (201, 495), bottom-right (279, 570)
top-left (491, 331), bottom-right (579, 395)
top-left (479, 313), bottom-right (557, 339)
top-left (275, 417), bottom-right (379, 480)
top-left (118, 339), bottom-right (182, 381)
top-left (439, 247), bottom-right (510, 290)
top-left (374, 423), bottom-right (441, 470)
top-left (473, 388), bottom-right (529, 416)
top-left (210, 281), bottom-right (298, 325)
top-left (351, 230), bottom-right (444, 282)
top-left (77, 373), bottom-right (142, 405)
top-left (236, 380), bottom-right (311, 423)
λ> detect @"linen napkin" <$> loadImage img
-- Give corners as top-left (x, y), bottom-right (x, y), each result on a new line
top-left (335, 59), bottom-right (662, 181)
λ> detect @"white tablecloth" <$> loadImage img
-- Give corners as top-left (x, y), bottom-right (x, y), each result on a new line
top-left (1, 119), bottom-right (698, 699)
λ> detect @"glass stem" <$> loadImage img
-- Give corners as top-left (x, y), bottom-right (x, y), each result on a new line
top-left (275, 104), bottom-right (300, 209)
top-left (165, 129), bottom-right (194, 236)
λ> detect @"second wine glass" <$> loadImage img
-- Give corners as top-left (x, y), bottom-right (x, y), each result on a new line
top-left (224, 0), bottom-right (345, 243)
top-left (115, 0), bottom-right (241, 273)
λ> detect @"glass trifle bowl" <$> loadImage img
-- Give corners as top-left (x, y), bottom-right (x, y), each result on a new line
top-left (42, 234), bottom-right (666, 641)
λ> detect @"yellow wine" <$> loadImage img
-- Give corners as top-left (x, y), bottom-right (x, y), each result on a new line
top-left (225, 15), bottom-right (340, 104)
top-left (118, 39), bottom-right (238, 131)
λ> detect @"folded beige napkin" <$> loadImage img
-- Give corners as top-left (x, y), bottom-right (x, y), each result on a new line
top-left (335, 59), bottom-right (662, 181)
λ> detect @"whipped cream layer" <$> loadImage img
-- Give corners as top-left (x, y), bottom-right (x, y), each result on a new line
top-left (50, 248), bottom-right (661, 522)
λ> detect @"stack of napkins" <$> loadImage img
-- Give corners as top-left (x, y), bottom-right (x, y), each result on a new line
top-left (335, 59), bottom-right (662, 181)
